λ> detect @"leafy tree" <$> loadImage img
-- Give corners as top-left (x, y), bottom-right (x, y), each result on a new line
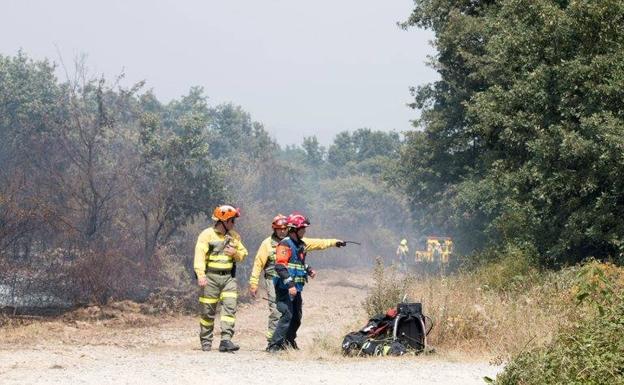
top-left (302, 136), bottom-right (325, 168)
top-left (328, 129), bottom-right (401, 174)
top-left (350, 129), bottom-right (401, 162)
top-left (207, 103), bottom-right (277, 162)
top-left (327, 131), bottom-right (357, 168)
top-left (400, 0), bottom-right (624, 264)
top-left (0, 52), bottom-right (60, 167)
top-left (135, 101), bottom-right (226, 262)
top-left (0, 52), bottom-right (60, 255)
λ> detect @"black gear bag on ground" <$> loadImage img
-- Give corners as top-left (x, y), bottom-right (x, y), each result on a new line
top-left (341, 302), bottom-right (430, 356)
top-left (393, 302), bottom-right (427, 350)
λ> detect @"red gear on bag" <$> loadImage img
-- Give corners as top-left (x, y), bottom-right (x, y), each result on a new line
top-left (386, 308), bottom-right (398, 318)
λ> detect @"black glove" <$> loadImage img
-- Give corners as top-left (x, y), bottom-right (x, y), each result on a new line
top-left (336, 241), bottom-right (347, 247)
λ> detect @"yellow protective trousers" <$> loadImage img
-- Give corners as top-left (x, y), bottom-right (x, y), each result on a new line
top-left (264, 273), bottom-right (280, 341)
top-left (199, 271), bottom-right (238, 346)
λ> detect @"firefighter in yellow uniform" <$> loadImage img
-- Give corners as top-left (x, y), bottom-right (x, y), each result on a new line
top-left (249, 214), bottom-right (344, 344)
top-left (194, 205), bottom-right (248, 352)
top-left (396, 239), bottom-right (409, 271)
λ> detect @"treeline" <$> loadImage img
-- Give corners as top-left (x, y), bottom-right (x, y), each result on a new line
top-left (0, 52), bottom-right (409, 307)
top-left (396, 0), bottom-right (624, 267)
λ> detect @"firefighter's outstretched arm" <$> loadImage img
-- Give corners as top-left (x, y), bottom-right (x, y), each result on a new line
top-left (303, 238), bottom-right (344, 251)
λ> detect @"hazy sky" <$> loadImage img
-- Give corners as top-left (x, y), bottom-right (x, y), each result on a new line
top-left (1, 0), bottom-right (437, 145)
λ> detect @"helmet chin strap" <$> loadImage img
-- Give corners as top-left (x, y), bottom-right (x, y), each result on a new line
top-left (215, 220), bottom-right (229, 235)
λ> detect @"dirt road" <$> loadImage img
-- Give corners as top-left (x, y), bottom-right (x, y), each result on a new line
top-left (0, 270), bottom-right (502, 385)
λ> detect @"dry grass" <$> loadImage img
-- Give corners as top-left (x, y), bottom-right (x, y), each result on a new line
top-left (400, 260), bottom-right (624, 360)
top-left (411, 273), bottom-right (569, 359)
top-left (0, 300), bottom-right (170, 347)
top-left (361, 255), bottom-right (624, 360)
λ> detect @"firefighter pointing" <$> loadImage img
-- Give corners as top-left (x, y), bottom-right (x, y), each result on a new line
top-left (250, 214), bottom-right (346, 345)
top-left (194, 204), bottom-right (248, 352)
top-left (266, 213), bottom-right (346, 352)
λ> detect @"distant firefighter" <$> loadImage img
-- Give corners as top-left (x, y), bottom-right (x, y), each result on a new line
top-left (415, 237), bottom-right (453, 264)
top-left (396, 239), bottom-right (409, 271)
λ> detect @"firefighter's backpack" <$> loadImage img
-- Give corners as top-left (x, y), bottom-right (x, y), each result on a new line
top-left (341, 302), bottom-right (431, 356)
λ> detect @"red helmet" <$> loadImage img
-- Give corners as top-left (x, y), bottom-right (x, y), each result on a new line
top-left (272, 214), bottom-right (288, 229)
top-left (286, 213), bottom-right (310, 230)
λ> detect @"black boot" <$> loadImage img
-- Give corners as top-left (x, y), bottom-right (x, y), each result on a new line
top-left (219, 340), bottom-right (240, 352)
top-left (285, 339), bottom-right (299, 350)
top-left (201, 343), bottom-right (212, 352)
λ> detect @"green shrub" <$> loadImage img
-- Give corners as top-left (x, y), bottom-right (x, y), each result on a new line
top-left (491, 262), bottom-right (624, 385)
top-left (474, 245), bottom-right (540, 292)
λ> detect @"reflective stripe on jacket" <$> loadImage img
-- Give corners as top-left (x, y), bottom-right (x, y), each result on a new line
top-left (274, 237), bottom-right (309, 292)
top-left (193, 228), bottom-right (247, 279)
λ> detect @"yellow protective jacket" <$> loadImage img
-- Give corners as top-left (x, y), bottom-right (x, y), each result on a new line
top-left (194, 228), bottom-right (248, 279)
top-left (248, 236), bottom-right (339, 290)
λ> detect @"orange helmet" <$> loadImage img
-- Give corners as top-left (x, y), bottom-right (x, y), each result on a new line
top-left (212, 205), bottom-right (240, 222)
top-left (272, 214), bottom-right (288, 229)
